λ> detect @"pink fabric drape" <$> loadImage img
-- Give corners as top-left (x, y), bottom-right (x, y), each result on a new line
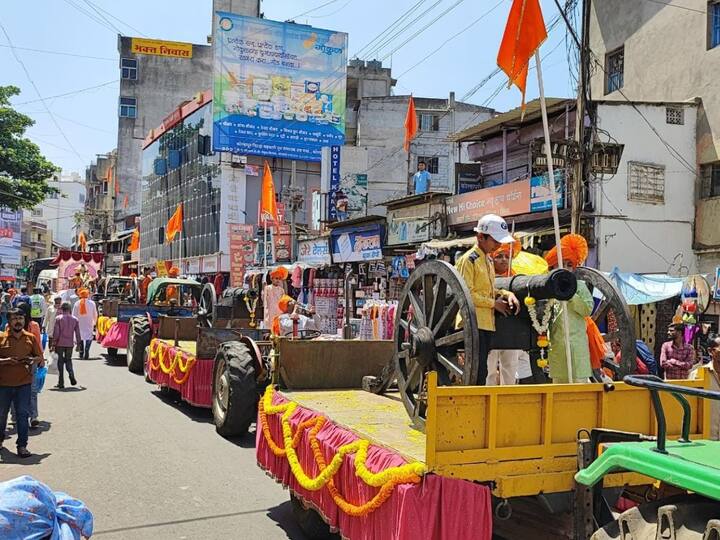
top-left (257, 393), bottom-right (493, 540)
top-left (100, 321), bottom-right (129, 349)
top-left (146, 351), bottom-right (213, 408)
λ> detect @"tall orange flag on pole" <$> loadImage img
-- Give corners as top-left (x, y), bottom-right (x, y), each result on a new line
top-left (128, 228), bottom-right (140, 252)
top-left (497, 0), bottom-right (547, 108)
top-left (165, 203), bottom-right (183, 243)
top-left (260, 160), bottom-right (278, 224)
top-left (403, 96), bottom-right (418, 152)
top-left (77, 231), bottom-right (87, 251)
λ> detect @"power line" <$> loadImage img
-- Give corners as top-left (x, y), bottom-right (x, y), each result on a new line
top-left (0, 44), bottom-right (115, 61)
top-left (60, 0), bottom-right (120, 34)
top-left (0, 22), bottom-right (86, 165)
top-left (352, 0), bottom-right (429, 58)
top-left (81, 0), bottom-right (124, 34)
top-left (310, 0), bottom-right (354, 18)
top-left (642, 0), bottom-right (706, 14)
top-left (12, 80), bottom-right (119, 106)
top-left (396, 0), bottom-right (506, 79)
top-left (85, 0), bottom-right (147, 36)
top-left (289, 0), bottom-right (342, 20)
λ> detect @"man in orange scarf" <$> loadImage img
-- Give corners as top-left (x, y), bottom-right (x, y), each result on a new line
top-left (71, 288), bottom-right (97, 360)
top-left (263, 267), bottom-right (288, 330)
top-left (138, 267), bottom-right (153, 303)
top-left (271, 294), bottom-right (317, 337)
top-left (165, 267), bottom-right (181, 303)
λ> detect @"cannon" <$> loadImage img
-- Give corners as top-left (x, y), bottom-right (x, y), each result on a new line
top-left (365, 260), bottom-right (636, 428)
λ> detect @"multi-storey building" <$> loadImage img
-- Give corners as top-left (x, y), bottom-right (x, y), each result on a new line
top-left (34, 171), bottom-right (85, 248)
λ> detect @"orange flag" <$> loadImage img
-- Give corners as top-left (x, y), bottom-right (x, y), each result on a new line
top-left (403, 96), bottom-right (418, 152)
top-left (122, 194), bottom-right (129, 209)
top-left (77, 231), bottom-right (87, 251)
top-left (497, 0), bottom-right (547, 108)
top-left (165, 203), bottom-right (183, 243)
top-left (260, 160), bottom-right (278, 224)
top-left (128, 228), bottom-right (140, 252)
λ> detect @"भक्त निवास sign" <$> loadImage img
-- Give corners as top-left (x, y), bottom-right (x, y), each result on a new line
top-left (130, 38), bottom-right (193, 59)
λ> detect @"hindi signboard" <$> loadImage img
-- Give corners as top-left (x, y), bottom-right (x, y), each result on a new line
top-left (228, 224), bottom-right (255, 287)
top-left (330, 224), bottom-right (384, 263)
top-left (130, 38), bottom-right (193, 59)
top-left (297, 238), bottom-right (331, 266)
top-left (212, 13), bottom-right (348, 161)
top-left (446, 180), bottom-right (531, 227)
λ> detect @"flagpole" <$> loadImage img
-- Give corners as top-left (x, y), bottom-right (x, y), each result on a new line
top-left (535, 50), bottom-right (574, 382)
top-left (263, 214), bottom-right (268, 270)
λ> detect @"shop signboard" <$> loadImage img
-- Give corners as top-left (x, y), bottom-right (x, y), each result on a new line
top-left (446, 180), bottom-right (531, 227)
top-left (201, 255), bottom-right (219, 274)
top-left (274, 224), bottom-right (292, 263)
top-left (130, 38), bottom-right (193, 59)
top-left (530, 170), bottom-right (565, 212)
top-left (184, 257), bottom-right (201, 275)
top-left (156, 261), bottom-right (169, 277)
top-left (0, 210), bottom-right (22, 279)
top-left (228, 224), bottom-right (254, 286)
top-left (714, 267), bottom-right (720, 302)
top-left (387, 203), bottom-right (433, 245)
top-left (297, 238), bottom-right (331, 266)
top-left (212, 13), bottom-right (348, 161)
top-left (330, 224), bottom-right (384, 263)
top-left (327, 145), bottom-right (341, 221)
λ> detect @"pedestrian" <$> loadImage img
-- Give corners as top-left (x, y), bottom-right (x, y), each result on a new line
top-left (71, 288), bottom-right (97, 360)
top-left (44, 296), bottom-right (61, 350)
top-left (0, 291), bottom-right (11, 330)
top-left (50, 302), bottom-right (81, 389)
top-left (544, 234), bottom-right (594, 383)
top-left (413, 161), bottom-right (431, 194)
top-left (12, 286), bottom-right (30, 308)
top-left (660, 323), bottom-right (695, 380)
top-left (29, 287), bottom-right (47, 328)
top-left (263, 267), bottom-right (288, 330)
top-left (11, 302), bottom-right (43, 429)
top-left (455, 214), bottom-right (520, 385)
top-left (0, 308), bottom-right (44, 457)
top-left (139, 267), bottom-right (153, 304)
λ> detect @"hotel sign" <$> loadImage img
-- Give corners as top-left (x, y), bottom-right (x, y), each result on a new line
top-left (131, 38), bottom-right (193, 59)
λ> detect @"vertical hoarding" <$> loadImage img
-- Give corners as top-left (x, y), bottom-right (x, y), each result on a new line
top-left (213, 13), bottom-right (348, 161)
top-left (0, 209), bottom-right (21, 281)
top-left (228, 224), bottom-right (255, 286)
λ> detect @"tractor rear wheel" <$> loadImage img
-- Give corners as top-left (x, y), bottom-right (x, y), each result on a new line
top-left (290, 493), bottom-right (334, 540)
top-left (212, 341), bottom-right (258, 437)
top-left (592, 495), bottom-right (720, 539)
top-left (127, 316), bottom-right (150, 374)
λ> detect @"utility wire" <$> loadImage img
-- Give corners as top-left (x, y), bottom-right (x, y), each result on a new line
top-left (0, 44), bottom-right (115, 61)
top-left (12, 80), bottom-right (119, 106)
top-left (84, 0), bottom-right (147, 36)
top-left (80, 0), bottom-right (124, 34)
top-left (60, 0), bottom-right (119, 34)
top-left (352, 0), bottom-right (429, 58)
top-left (0, 22), bottom-right (86, 165)
top-left (310, 0), bottom-right (354, 18)
top-left (289, 0), bottom-right (342, 20)
top-left (642, 0), bottom-right (706, 14)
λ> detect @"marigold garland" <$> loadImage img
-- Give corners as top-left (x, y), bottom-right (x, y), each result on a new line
top-left (259, 385), bottom-right (426, 518)
top-left (97, 316), bottom-right (116, 337)
top-left (147, 339), bottom-right (198, 385)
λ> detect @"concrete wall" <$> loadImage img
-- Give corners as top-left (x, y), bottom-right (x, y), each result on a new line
top-left (589, 0), bottom-right (720, 264)
top-left (36, 172), bottom-right (85, 247)
top-left (593, 102), bottom-right (697, 274)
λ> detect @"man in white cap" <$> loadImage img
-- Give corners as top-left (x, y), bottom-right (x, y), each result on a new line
top-left (455, 214), bottom-right (520, 384)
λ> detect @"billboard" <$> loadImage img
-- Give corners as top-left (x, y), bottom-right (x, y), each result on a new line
top-left (330, 224), bottom-right (384, 263)
top-left (212, 13), bottom-right (348, 161)
top-left (446, 180), bottom-right (531, 227)
top-left (0, 210), bottom-right (22, 280)
top-left (530, 171), bottom-right (565, 212)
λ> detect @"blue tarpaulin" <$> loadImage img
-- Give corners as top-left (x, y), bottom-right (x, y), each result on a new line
top-left (604, 267), bottom-right (684, 305)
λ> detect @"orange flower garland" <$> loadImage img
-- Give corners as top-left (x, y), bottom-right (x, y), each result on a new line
top-left (258, 386), bottom-right (426, 518)
top-left (147, 339), bottom-right (198, 385)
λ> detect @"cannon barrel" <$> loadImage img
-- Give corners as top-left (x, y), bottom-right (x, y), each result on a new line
top-left (495, 269), bottom-right (577, 302)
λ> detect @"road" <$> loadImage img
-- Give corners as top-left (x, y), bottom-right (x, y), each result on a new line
top-left (0, 341), bottom-right (306, 540)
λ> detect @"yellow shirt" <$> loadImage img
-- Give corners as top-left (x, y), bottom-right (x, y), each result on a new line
top-left (455, 245), bottom-right (497, 331)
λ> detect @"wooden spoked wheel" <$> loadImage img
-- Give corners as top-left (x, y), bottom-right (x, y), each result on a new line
top-left (394, 260), bottom-right (478, 429)
top-left (576, 267), bottom-right (636, 377)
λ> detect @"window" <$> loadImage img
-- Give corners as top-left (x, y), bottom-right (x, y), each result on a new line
top-left (627, 161), bottom-right (665, 203)
top-left (79, 193), bottom-right (86, 203)
top-left (701, 162), bottom-right (720, 198)
top-left (710, 1), bottom-right (720, 49)
top-left (120, 58), bottom-right (138, 80)
top-left (419, 113), bottom-right (440, 132)
top-left (48, 192), bottom-right (58, 199)
top-left (31, 208), bottom-right (42, 217)
top-left (417, 156), bottom-right (439, 174)
top-left (102, 180), bottom-right (108, 194)
top-left (666, 107), bottom-right (684, 125)
top-left (119, 96), bottom-right (137, 118)
top-left (605, 46), bottom-right (624, 94)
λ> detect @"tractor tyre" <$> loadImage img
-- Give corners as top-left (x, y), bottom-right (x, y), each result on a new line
top-left (107, 347), bottom-right (118, 362)
top-left (290, 493), bottom-right (334, 540)
top-left (212, 341), bottom-right (258, 437)
top-left (592, 495), bottom-right (720, 539)
top-left (127, 316), bottom-right (150, 374)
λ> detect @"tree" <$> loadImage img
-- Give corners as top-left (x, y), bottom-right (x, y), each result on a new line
top-left (0, 85), bottom-right (59, 210)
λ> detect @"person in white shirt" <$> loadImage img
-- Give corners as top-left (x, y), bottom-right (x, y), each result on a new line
top-left (71, 288), bottom-right (97, 360)
top-left (44, 297), bottom-right (61, 348)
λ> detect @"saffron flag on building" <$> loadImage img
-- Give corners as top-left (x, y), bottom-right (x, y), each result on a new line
top-left (497, 0), bottom-right (547, 108)
top-left (122, 194), bottom-right (129, 209)
top-left (128, 228), bottom-right (140, 252)
top-left (77, 231), bottom-right (87, 252)
top-left (165, 203), bottom-right (183, 243)
top-left (260, 160), bottom-right (279, 225)
top-left (403, 96), bottom-right (418, 152)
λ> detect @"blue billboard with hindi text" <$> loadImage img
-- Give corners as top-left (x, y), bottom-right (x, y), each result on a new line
top-left (212, 13), bottom-right (347, 161)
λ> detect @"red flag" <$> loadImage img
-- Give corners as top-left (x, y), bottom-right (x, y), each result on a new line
top-left (77, 231), bottom-right (87, 252)
top-left (165, 203), bottom-right (183, 243)
top-left (128, 228), bottom-right (140, 252)
top-left (497, 0), bottom-right (547, 108)
top-left (403, 96), bottom-right (418, 152)
top-left (260, 160), bottom-right (278, 224)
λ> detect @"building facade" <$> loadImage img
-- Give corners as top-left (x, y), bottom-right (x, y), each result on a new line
top-left (34, 171), bottom-right (85, 248)
top-left (21, 210), bottom-right (52, 269)
top-left (84, 152), bottom-right (116, 245)
top-left (588, 0), bottom-right (720, 272)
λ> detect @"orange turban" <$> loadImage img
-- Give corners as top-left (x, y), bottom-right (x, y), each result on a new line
top-left (493, 235), bottom-right (522, 259)
top-left (544, 234), bottom-right (588, 268)
top-left (270, 267), bottom-right (289, 280)
top-left (278, 295), bottom-right (293, 313)
top-left (78, 288), bottom-right (90, 315)
top-left (130, 272), bottom-right (137, 278)
top-left (168, 267), bottom-right (180, 278)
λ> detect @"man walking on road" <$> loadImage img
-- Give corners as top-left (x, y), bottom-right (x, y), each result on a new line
top-left (29, 287), bottom-right (47, 328)
top-left (71, 288), bottom-right (97, 360)
top-left (455, 214), bottom-right (520, 385)
top-left (51, 302), bottom-right (81, 389)
top-left (0, 309), bottom-right (44, 457)
top-left (12, 286), bottom-right (30, 308)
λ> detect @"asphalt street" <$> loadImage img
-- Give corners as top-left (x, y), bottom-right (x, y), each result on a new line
top-left (0, 341), bottom-right (307, 540)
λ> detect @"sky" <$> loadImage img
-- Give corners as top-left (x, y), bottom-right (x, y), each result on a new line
top-left (0, 0), bottom-right (579, 176)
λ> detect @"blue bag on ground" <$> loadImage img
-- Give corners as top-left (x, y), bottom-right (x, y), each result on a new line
top-left (34, 365), bottom-right (47, 393)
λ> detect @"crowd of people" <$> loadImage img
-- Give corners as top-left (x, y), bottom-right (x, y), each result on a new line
top-left (0, 282), bottom-right (96, 458)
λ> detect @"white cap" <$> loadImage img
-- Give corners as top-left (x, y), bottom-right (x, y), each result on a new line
top-left (473, 214), bottom-right (514, 243)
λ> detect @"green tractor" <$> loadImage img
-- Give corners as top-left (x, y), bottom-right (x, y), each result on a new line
top-left (575, 374), bottom-right (720, 539)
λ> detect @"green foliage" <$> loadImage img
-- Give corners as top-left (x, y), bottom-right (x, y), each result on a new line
top-left (0, 85), bottom-right (59, 210)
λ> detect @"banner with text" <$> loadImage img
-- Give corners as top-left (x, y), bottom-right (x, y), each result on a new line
top-left (229, 224), bottom-right (255, 287)
top-left (446, 180), bottom-right (531, 227)
top-left (0, 210), bottom-right (22, 279)
top-left (212, 12), bottom-right (347, 161)
top-left (297, 238), bottom-right (331, 266)
top-left (330, 224), bottom-right (384, 263)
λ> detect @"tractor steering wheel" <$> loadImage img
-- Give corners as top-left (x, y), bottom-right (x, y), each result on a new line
top-left (282, 329), bottom-right (321, 340)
